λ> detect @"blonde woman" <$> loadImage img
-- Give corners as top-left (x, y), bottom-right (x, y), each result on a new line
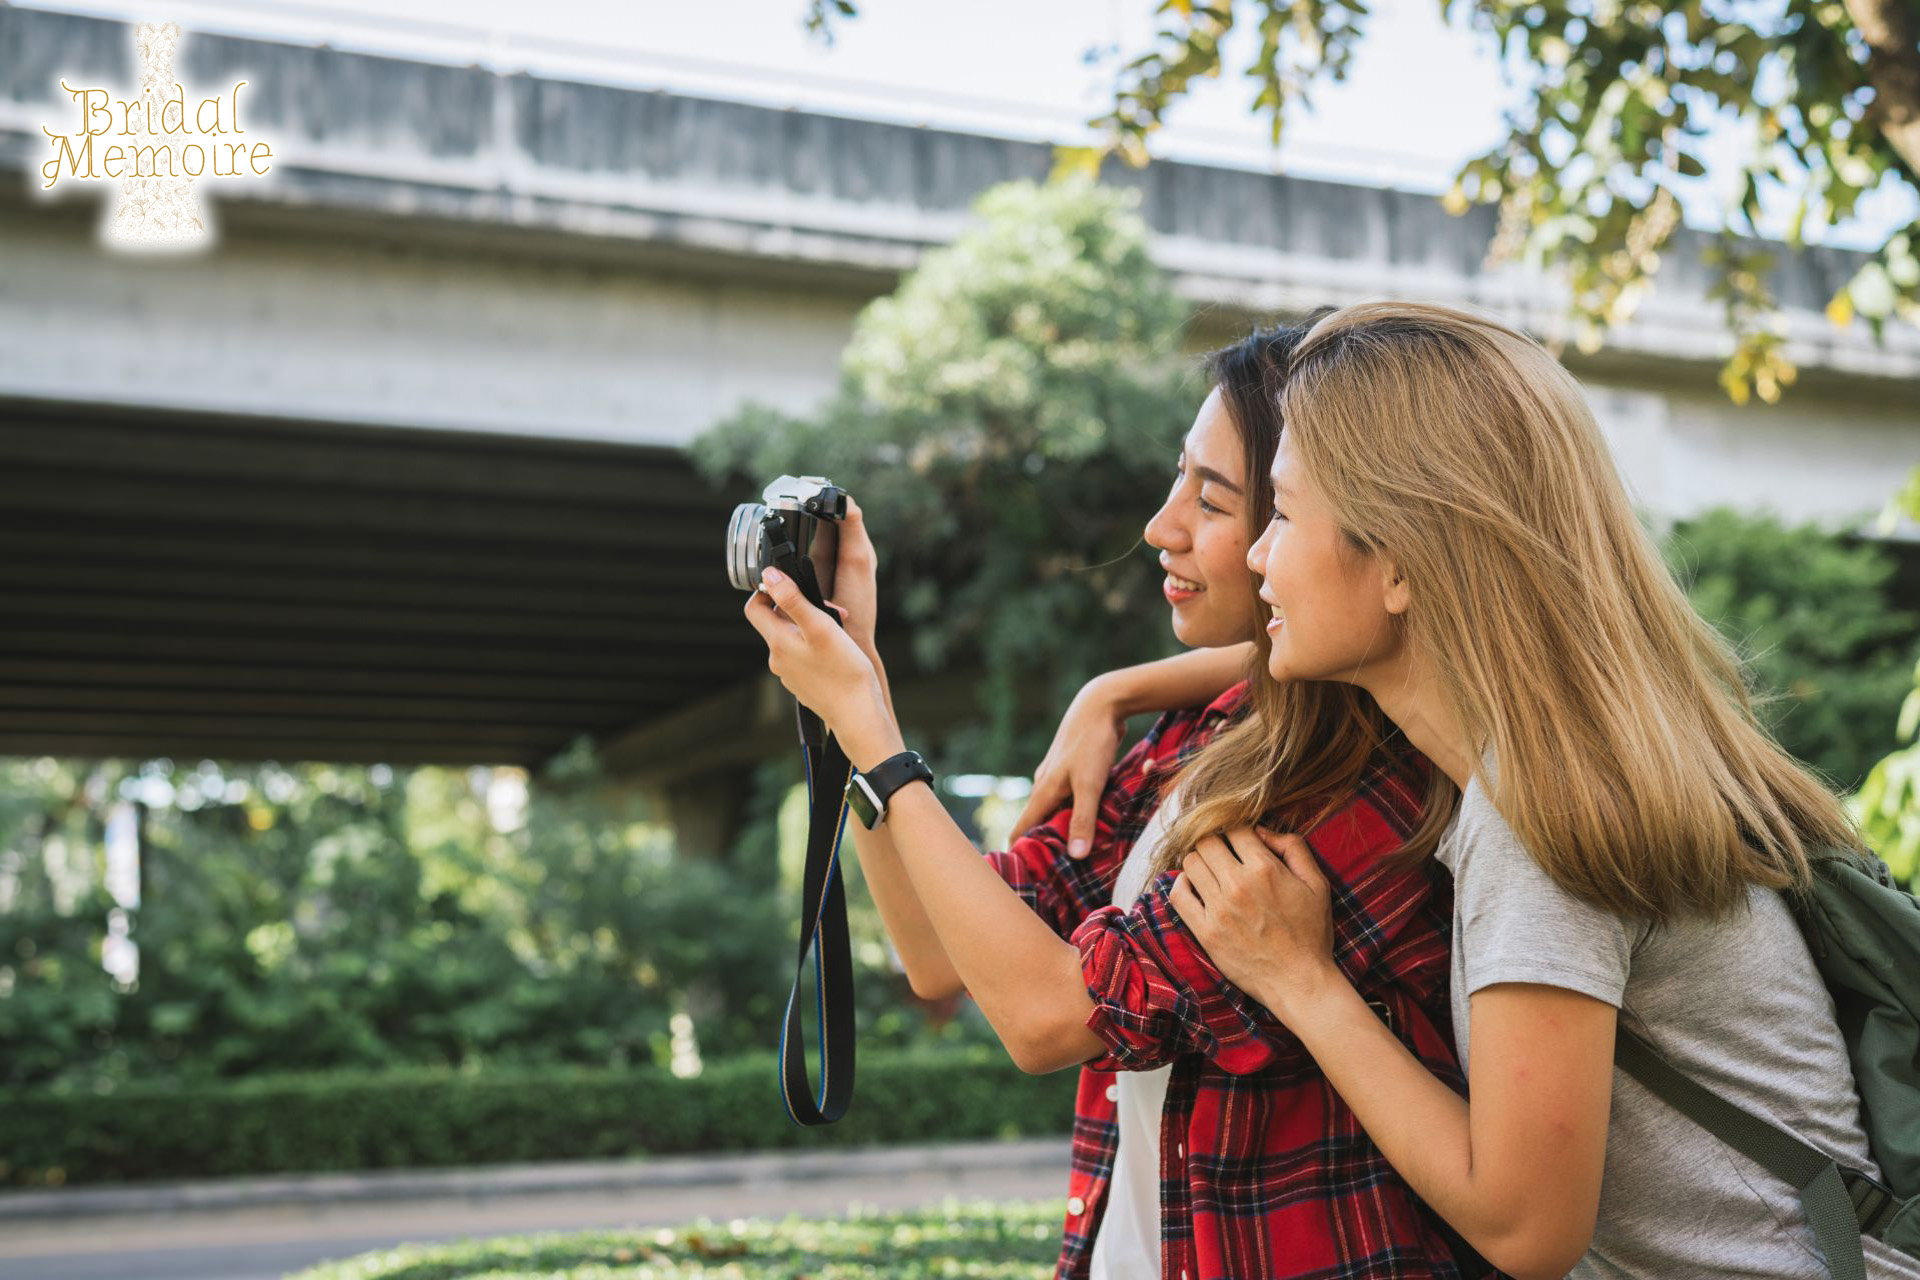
top-left (1145, 301), bottom-right (1918, 1279)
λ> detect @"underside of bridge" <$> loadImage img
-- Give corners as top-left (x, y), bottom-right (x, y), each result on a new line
top-left (0, 394), bottom-right (766, 769)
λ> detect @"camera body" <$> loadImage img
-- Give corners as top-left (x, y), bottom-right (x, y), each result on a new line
top-left (726, 474), bottom-right (848, 599)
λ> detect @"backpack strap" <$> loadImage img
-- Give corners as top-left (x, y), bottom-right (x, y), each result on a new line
top-left (1615, 1025), bottom-right (1897, 1280)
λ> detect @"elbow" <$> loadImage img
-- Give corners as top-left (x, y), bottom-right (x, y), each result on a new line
top-left (1007, 1024), bottom-right (1054, 1075)
top-left (1479, 1221), bottom-right (1593, 1280)
top-left (1011, 1039), bottom-right (1077, 1076)
top-left (907, 969), bottom-right (964, 1003)
top-left (1011, 1013), bottom-right (1103, 1076)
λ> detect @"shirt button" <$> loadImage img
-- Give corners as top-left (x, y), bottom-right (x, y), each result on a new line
top-left (1067, 1196), bottom-right (1086, 1216)
top-left (1105, 1083), bottom-right (1119, 1102)
top-left (1176, 1142), bottom-right (1184, 1158)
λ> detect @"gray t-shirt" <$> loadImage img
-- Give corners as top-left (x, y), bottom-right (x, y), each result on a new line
top-left (1435, 771), bottom-right (1920, 1279)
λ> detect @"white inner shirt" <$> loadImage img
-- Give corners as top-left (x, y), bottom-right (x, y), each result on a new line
top-left (1087, 788), bottom-right (1182, 1280)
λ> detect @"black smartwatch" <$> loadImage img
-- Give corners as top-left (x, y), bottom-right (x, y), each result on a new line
top-left (845, 749), bottom-right (935, 829)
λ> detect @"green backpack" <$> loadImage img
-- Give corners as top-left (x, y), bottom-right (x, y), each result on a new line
top-left (1615, 848), bottom-right (1920, 1280)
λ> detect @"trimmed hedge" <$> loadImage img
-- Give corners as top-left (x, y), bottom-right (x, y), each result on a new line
top-left (0, 1047), bottom-right (1075, 1188)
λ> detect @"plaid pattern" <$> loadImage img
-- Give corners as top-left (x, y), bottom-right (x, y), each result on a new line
top-left (983, 681), bottom-right (1491, 1280)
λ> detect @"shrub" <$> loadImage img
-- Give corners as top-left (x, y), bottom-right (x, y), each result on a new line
top-left (1663, 509), bottom-right (1917, 792)
top-left (0, 1046), bottom-right (1074, 1187)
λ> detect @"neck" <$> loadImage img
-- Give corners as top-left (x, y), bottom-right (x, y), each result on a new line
top-left (1358, 651), bottom-right (1479, 790)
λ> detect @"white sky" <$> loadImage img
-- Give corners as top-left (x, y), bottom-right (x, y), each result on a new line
top-left (31, 0), bottom-right (1919, 248)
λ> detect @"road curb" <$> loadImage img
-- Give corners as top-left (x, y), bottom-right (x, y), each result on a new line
top-left (0, 1136), bottom-right (1072, 1221)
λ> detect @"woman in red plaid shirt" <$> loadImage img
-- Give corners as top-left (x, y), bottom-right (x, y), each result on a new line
top-left (744, 324), bottom-right (1493, 1280)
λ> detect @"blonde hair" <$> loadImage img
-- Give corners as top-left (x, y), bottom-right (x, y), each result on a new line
top-left (1265, 300), bottom-right (1859, 921)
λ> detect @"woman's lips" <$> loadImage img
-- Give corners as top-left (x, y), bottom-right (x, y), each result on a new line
top-left (1163, 573), bottom-right (1203, 604)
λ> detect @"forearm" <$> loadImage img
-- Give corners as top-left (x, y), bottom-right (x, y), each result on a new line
top-left (1277, 978), bottom-right (1566, 1277)
top-left (838, 711), bottom-right (1090, 1068)
top-left (837, 645), bottom-right (964, 1000)
top-left (1288, 981), bottom-right (1479, 1223)
top-left (1101, 642), bottom-right (1251, 717)
top-left (845, 821), bottom-right (963, 1000)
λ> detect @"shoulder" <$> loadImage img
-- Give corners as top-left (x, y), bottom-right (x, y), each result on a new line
top-left (1447, 775), bottom-right (1637, 1006)
top-left (1137, 677), bottom-right (1250, 767)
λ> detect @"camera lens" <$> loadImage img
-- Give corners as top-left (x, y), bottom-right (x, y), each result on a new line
top-left (726, 502), bottom-right (767, 591)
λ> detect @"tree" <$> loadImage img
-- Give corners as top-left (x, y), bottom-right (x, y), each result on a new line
top-left (806, 1), bottom-right (1920, 404)
top-left (1662, 508), bottom-right (1916, 792)
top-left (692, 179), bottom-right (1196, 772)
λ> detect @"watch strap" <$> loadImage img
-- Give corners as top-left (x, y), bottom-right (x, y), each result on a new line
top-left (848, 749), bottom-right (934, 827)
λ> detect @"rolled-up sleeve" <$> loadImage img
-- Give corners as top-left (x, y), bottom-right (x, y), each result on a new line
top-left (1071, 802), bottom-right (1446, 1077)
top-left (1072, 867), bottom-right (1306, 1075)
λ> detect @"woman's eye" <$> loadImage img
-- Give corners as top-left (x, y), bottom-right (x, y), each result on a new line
top-left (1270, 507), bottom-right (1288, 523)
top-left (1198, 497), bottom-right (1223, 515)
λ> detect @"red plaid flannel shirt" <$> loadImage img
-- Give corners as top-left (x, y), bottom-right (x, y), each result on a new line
top-left (982, 680), bottom-right (1491, 1280)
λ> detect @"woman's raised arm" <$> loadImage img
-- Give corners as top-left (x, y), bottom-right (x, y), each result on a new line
top-left (1008, 642), bottom-right (1251, 855)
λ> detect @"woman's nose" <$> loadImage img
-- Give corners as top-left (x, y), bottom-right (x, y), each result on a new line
top-left (1144, 501), bottom-right (1186, 550)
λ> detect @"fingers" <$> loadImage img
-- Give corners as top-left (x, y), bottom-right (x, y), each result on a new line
top-left (1008, 778), bottom-right (1061, 843)
top-left (841, 497), bottom-right (877, 564)
top-left (1181, 843), bottom-right (1225, 902)
top-left (1256, 827), bottom-right (1326, 891)
top-left (1170, 870), bottom-right (1204, 920)
top-left (1066, 771), bottom-right (1103, 859)
top-left (757, 566), bottom-right (826, 632)
top-left (1219, 828), bottom-right (1270, 865)
top-left (742, 582), bottom-right (799, 647)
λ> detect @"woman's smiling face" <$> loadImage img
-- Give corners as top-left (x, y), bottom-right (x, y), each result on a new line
top-left (1247, 432), bottom-right (1406, 685)
top-left (1143, 388), bottom-right (1263, 649)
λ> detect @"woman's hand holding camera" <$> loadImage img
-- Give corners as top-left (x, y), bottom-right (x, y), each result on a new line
top-left (745, 563), bottom-right (904, 770)
top-left (824, 496), bottom-right (879, 658)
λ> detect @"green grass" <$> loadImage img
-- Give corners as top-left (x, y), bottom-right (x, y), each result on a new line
top-left (287, 1197), bottom-right (1066, 1280)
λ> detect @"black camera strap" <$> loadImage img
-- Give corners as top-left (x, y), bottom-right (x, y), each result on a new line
top-left (768, 548), bottom-right (858, 1127)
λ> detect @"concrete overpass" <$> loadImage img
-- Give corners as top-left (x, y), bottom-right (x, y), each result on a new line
top-left (1, 5), bottom-right (1915, 802)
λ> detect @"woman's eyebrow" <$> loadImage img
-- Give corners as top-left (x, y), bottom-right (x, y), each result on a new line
top-left (1193, 466), bottom-right (1243, 496)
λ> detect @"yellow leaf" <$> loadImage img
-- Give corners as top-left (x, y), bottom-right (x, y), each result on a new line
top-left (1049, 145), bottom-right (1104, 183)
top-left (1825, 289), bottom-right (1854, 329)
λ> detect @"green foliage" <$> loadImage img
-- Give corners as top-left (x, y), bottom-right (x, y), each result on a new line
top-left (0, 1046), bottom-right (1073, 1187)
top-left (1445, 0), bottom-right (1919, 404)
top-left (286, 1200), bottom-right (1064, 1280)
top-left (693, 179), bottom-right (1196, 773)
top-left (1024, 1), bottom-right (1920, 404)
top-left (1853, 466), bottom-right (1920, 881)
top-left (0, 748), bottom-right (996, 1093)
top-left (1663, 508), bottom-right (1918, 791)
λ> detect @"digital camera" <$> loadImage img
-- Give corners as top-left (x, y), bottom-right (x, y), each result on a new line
top-left (726, 474), bottom-right (849, 598)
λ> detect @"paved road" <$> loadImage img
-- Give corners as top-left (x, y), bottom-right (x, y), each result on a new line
top-left (0, 1142), bottom-right (1071, 1280)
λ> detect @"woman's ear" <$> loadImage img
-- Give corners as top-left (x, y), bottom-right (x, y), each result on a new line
top-left (1381, 558), bottom-right (1411, 617)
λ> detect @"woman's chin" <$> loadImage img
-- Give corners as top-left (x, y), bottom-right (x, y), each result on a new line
top-left (1170, 614), bottom-right (1235, 650)
top-left (1264, 638), bottom-right (1296, 682)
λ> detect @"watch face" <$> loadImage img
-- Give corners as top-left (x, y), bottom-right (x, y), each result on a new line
top-left (845, 776), bottom-right (880, 829)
